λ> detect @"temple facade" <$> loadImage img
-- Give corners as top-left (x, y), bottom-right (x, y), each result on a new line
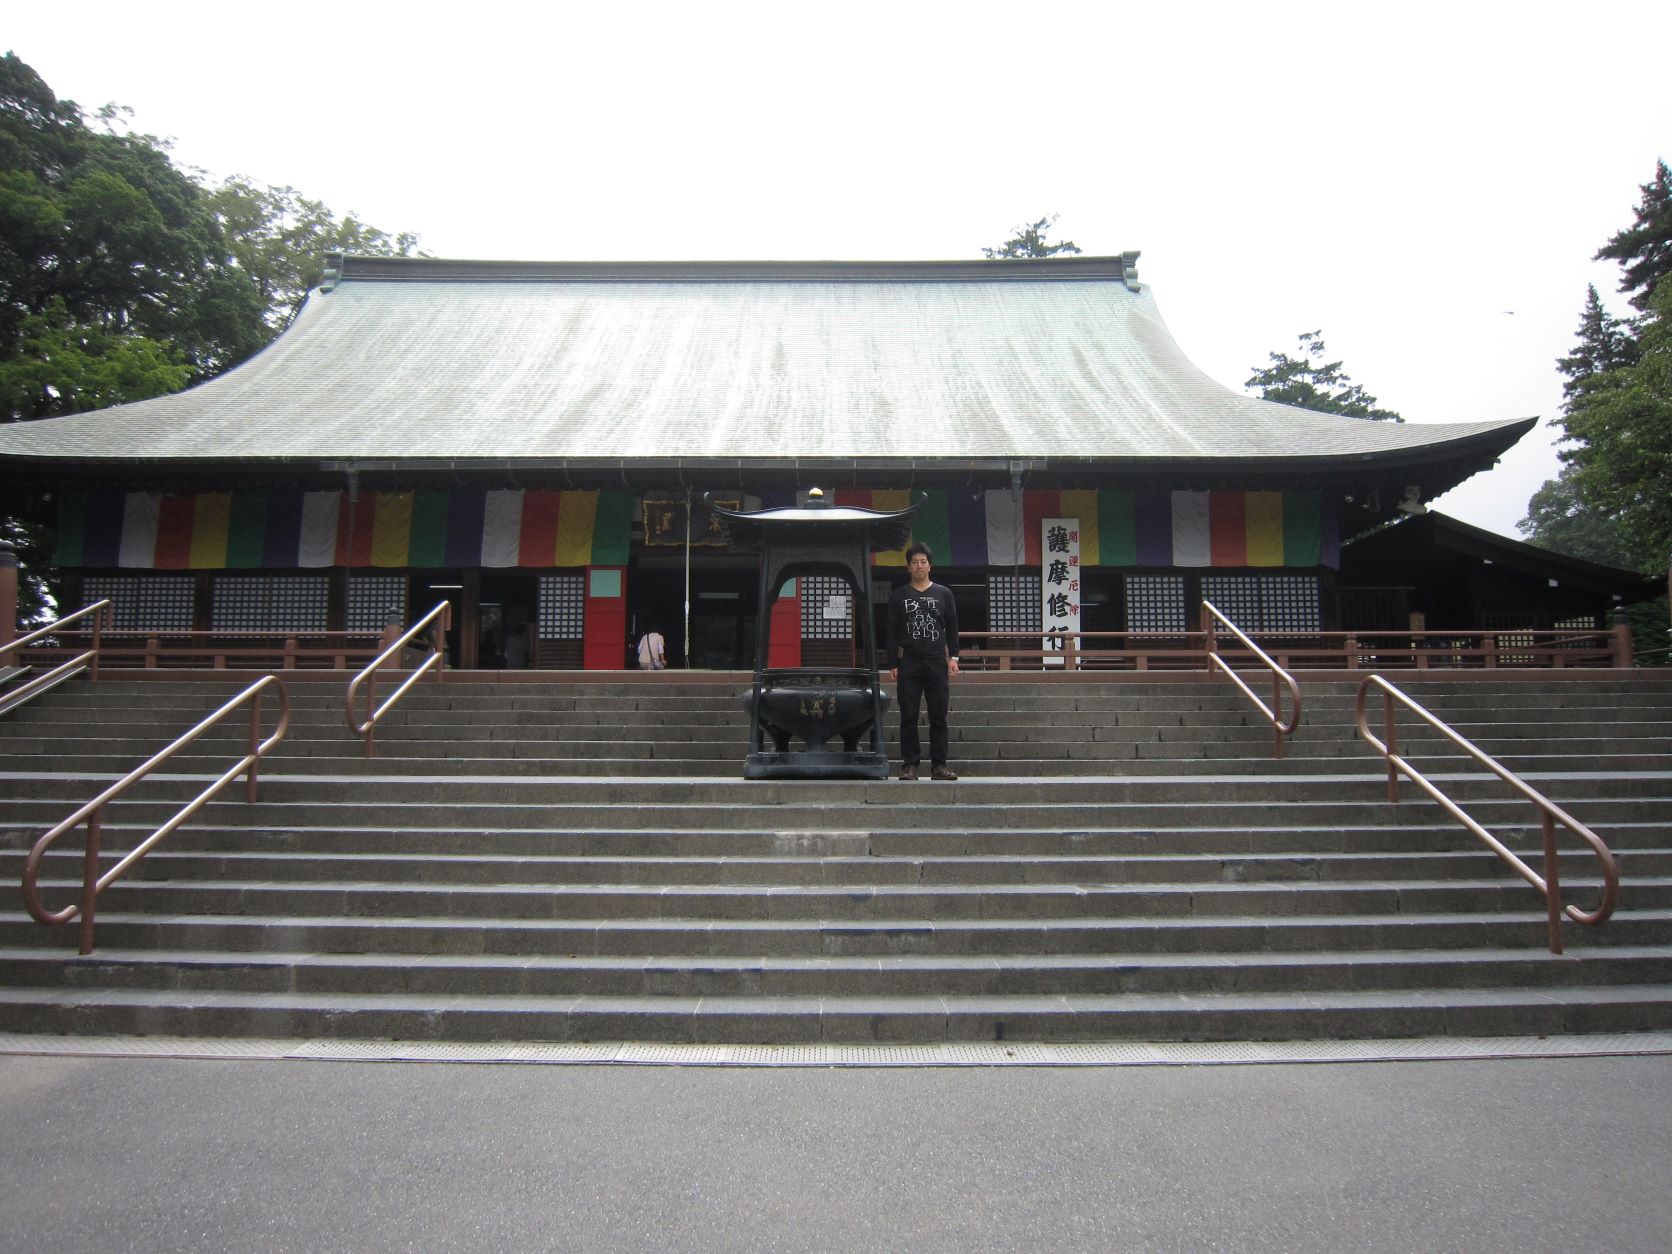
top-left (0, 254), bottom-right (1543, 669)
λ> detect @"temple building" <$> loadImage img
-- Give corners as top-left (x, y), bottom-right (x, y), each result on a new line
top-left (0, 253), bottom-right (1556, 669)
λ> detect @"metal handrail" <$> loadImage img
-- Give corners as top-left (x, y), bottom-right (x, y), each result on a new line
top-left (21, 674), bottom-right (291, 955)
top-left (1200, 600), bottom-right (1302, 758)
top-left (1354, 674), bottom-right (1618, 954)
top-left (345, 601), bottom-right (452, 757)
top-left (0, 599), bottom-right (110, 715)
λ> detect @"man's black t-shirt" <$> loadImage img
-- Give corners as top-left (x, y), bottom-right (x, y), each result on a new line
top-left (887, 582), bottom-right (960, 665)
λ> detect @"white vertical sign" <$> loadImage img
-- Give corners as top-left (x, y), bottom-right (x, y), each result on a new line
top-left (1041, 517), bottom-right (1081, 668)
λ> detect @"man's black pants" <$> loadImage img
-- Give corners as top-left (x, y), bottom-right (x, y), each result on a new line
top-left (896, 653), bottom-right (950, 767)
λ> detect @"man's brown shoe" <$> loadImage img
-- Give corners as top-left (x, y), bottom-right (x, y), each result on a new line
top-left (930, 766), bottom-right (958, 781)
top-left (899, 765), bottom-right (919, 781)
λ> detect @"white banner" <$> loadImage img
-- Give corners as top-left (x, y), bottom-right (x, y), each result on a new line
top-left (1041, 517), bottom-right (1081, 667)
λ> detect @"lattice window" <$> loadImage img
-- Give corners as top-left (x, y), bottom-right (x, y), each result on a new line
top-left (1201, 575), bottom-right (1262, 630)
top-left (988, 575), bottom-right (1041, 631)
top-left (1337, 586), bottom-right (1408, 633)
top-left (538, 574), bottom-right (585, 639)
top-left (1201, 575), bottom-right (1320, 632)
top-left (1485, 612), bottom-right (1537, 665)
top-left (347, 575), bottom-right (407, 632)
top-left (801, 575), bottom-right (853, 640)
top-left (81, 576), bottom-right (195, 630)
top-left (1123, 575), bottom-right (1186, 631)
top-left (211, 576), bottom-right (330, 630)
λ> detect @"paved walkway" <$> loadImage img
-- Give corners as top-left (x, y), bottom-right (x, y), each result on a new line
top-left (2, 1050), bottom-right (1668, 1252)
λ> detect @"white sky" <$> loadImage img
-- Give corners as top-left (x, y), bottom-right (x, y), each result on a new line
top-left (9, 1), bottom-right (1669, 537)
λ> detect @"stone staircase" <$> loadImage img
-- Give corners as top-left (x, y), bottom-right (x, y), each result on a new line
top-left (1, 672), bottom-right (1669, 1043)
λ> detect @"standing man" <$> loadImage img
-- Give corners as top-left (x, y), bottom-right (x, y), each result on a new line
top-left (887, 542), bottom-right (960, 781)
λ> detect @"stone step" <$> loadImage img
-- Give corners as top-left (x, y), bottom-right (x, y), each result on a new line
top-left (2, 982), bottom-right (1669, 1043)
top-left (17, 874), bottom-right (1655, 922)
top-left (6, 945), bottom-right (1672, 998)
top-left (13, 844), bottom-right (1666, 887)
top-left (11, 751), bottom-right (1666, 782)
top-left (8, 908), bottom-right (1668, 958)
top-left (7, 817), bottom-right (1668, 857)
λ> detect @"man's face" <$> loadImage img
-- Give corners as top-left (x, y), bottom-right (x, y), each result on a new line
top-left (907, 553), bottom-right (931, 581)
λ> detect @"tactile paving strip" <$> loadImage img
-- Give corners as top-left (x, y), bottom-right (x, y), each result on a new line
top-left (3, 1032), bottom-right (1671, 1068)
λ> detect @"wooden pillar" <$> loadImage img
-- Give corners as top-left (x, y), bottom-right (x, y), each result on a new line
top-left (0, 540), bottom-right (18, 648)
top-left (1610, 608), bottom-right (1633, 668)
top-left (583, 567), bottom-right (627, 670)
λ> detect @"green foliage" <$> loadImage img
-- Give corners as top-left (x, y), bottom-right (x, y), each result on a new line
top-left (1516, 466), bottom-right (1639, 569)
top-left (0, 51), bottom-right (265, 412)
top-left (1554, 281), bottom-right (1672, 574)
top-left (1557, 285), bottom-right (1638, 402)
top-left (0, 301), bottom-right (192, 420)
top-left (0, 52), bottom-right (419, 623)
top-left (1, 51), bottom-right (420, 419)
top-left (1245, 331), bottom-right (1402, 422)
top-left (982, 214), bottom-right (1082, 259)
top-left (206, 177), bottom-right (421, 334)
top-left (1528, 160), bottom-right (1672, 585)
top-left (1595, 159), bottom-right (1672, 314)
top-left (2, 514), bottom-right (53, 625)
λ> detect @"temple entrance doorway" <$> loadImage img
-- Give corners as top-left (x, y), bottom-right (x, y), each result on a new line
top-left (628, 552), bottom-right (758, 670)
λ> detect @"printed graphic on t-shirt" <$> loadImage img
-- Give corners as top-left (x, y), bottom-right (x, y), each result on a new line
top-left (902, 594), bottom-right (946, 644)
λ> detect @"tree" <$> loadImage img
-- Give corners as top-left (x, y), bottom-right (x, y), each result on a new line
top-left (0, 52), bottom-right (269, 420)
top-left (1554, 280), bottom-right (1672, 574)
top-left (1525, 162), bottom-right (1672, 584)
top-left (1517, 466), bottom-right (1638, 569)
top-left (1245, 331), bottom-right (1402, 421)
top-left (1557, 285), bottom-right (1638, 402)
top-left (206, 177), bottom-right (421, 335)
top-left (0, 52), bottom-right (420, 622)
top-left (982, 214), bottom-right (1081, 259)
top-left (1596, 159), bottom-right (1672, 314)
top-left (1, 52), bottom-right (421, 422)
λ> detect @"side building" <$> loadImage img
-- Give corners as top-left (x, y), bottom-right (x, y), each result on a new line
top-left (0, 254), bottom-right (1538, 669)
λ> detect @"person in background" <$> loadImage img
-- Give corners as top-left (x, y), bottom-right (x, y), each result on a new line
top-left (886, 542), bottom-right (960, 781)
top-left (638, 626), bottom-right (667, 670)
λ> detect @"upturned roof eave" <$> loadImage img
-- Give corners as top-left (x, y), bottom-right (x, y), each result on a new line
top-left (0, 416), bottom-right (1533, 492)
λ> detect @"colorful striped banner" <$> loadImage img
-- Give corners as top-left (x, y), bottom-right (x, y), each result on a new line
top-left (52, 488), bottom-right (1337, 571)
top-left (56, 490), bottom-right (635, 571)
top-left (912, 488), bottom-right (1334, 570)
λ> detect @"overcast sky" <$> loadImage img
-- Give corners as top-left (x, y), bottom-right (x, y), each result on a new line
top-left (9, 2), bottom-right (1669, 538)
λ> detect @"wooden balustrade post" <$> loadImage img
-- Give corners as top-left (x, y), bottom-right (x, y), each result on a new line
top-left (1609, 608), bottom-right (1633, 668)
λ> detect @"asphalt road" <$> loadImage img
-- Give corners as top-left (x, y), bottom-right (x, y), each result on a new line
top-left (1, 1052), bottom-right (1667, 1253)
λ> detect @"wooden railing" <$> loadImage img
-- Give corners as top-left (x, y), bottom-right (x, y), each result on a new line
top-left (345, 601), bottom-right (452, 757)
top-left (14, 628), bottom-right (382, 671)
top-left (1202, 600), bottom-right (1301, 758)
top-left (21, 675), bottom-right (291, 955)
top-left (956, 626), bottom-right (1628, 672)
top-left (0, 600), bottom-right (111, 715)
top-left (1354, 674), bottom-right (1619, 954)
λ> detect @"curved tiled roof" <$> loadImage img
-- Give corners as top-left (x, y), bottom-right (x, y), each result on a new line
top-left (0, 256), bottom-right (1531, 480)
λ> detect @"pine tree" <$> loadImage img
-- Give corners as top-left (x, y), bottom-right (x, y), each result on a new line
top-left (1595, 159), bottom-right (1672, 313)
top-left (1245, 331), bottom-right (1402, 422)
top-left (1556, 285), bottom-right (1639, 403)
top-left (981, 215), bottom-right (1082, 259)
